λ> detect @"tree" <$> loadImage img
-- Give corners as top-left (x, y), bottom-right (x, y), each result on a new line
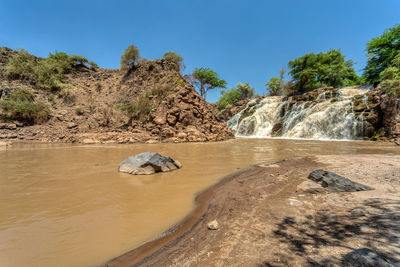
top-left (236, 82), bottom-right (255, 99)
top-left (191, 67), bottom-right (227, 100)
top-left (288, 49), bottom-right (357, 93)
top-left (364, 24), bottom-right (400, 84)
top-left (163, 51), bottom-right (185, 71)
top-left (216, 89), bottom-right (242, 110)
top-left (120, 44), bottom-right (141, 69)
top-left (266, 77), bottom-right (282, 96)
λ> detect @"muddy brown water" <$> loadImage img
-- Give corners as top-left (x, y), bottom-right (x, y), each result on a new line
top-left (1, 138), bottom-right (399, 267)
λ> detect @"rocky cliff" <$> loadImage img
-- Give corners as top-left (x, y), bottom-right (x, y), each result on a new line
top-left (0, 48), bottom-right (232, 144)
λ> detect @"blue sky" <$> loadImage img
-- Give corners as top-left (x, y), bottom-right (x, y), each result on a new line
top-left (1, 0), bottom-right (399, 102)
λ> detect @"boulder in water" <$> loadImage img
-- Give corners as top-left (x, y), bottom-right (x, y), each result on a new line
top-left (118, 152), bottom-right (182, 175)
top-left (342, 248), bottom-right (395, 267)
top-left (308, 169), bottom-right (374, 192)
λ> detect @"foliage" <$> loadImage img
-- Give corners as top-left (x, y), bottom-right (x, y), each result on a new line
top-left (0, 89), bottom-right (50, 123)
top-left (364, 24), bottom-right (400, 84)
top-left (236, 82), bottom-right (255, 99)
top-left (4, 49), bottom-right (36, 80)
top-left (191, 67), bottom-right (227, 100)
top-left (380, 66), bottom-right (400, 96)
top-left (115, 96), bottom-right (153, 122)
top-left (216, 82), bottom-right (254, 110)
top-left (163, 51), bottom-right (185, 71)
top-left (266, 77), bottom-right (283, 96)
top-left (120, 44), bottom-right (141, 69)
top-left (75, 107), bottom-right (84, 115)
top-left (288, 49), bottom-right (357, 93)
top-left (4, 50), bottom-right (97, 91)
top-left (216, 89), bottom-right (242, 110)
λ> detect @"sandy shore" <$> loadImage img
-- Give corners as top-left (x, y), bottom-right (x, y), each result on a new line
top-left (104, 154), bottom-right (400, 266)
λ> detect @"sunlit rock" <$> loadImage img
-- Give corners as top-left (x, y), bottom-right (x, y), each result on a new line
top-left (118, 152), bottom-right (182, 175)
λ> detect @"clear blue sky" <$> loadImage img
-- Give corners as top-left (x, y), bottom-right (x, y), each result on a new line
top-left (1, 0), bottom-right (399, 102)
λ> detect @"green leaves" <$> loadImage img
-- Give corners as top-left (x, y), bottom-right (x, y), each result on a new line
top-left (163, 51), bottom-right (185, 71)
top-left (0, 89), bottom-right (50, 123)
top-left (192, 67), bottom-right (227, 100)
top-left (364, 24), bottom-right (400, 84)
top-left (120, 44), bottom-right (141, 69)
top-left (288, 49), bottom-right (357, 92)
top-left (266, 77), bottom-right (283, 96)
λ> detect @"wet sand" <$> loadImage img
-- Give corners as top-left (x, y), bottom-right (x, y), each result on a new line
top-left (105, 154), bottom-right (400, 266)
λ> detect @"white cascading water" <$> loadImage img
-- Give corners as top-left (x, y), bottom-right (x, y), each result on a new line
top-left (227, 87), bottom-right (370, 140)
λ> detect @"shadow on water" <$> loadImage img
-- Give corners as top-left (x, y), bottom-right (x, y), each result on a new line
top-left (261, 199), bottom-right (400, 266)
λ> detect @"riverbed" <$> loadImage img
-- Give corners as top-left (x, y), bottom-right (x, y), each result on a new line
top-left (0, 139), bottom-right (399, 267)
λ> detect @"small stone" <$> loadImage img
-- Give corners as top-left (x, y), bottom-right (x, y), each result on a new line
top-left (207, 220), bottom-right (219, 230)
top-left (67, 122), bottom-right (77, 129)
top-left (289, 199), bottom-right (303, 206)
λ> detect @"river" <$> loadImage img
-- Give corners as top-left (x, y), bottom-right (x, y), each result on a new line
top-left (0, 138), bottom-right (399, 266)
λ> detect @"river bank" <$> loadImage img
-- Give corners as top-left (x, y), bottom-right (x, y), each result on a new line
top-left (105, 154), bottom-right (400, 266)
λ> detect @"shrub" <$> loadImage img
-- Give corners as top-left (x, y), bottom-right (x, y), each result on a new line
top-left (266, 77), bottom-right (282, 96)
top-left (217, 89), bottom-right (242, 110)
top-left (0, 89), bottom-right (50, 123)
top-left (75, 107), bottom-right (84, 115)
top-left (120, 44), bottom-right (141, 69)
top-left (4, 49), bottom-right (36, 81)
top-left (380, 66), bottom-right (400, 96)
top-left (4, 50), bottom-right (97, 91)
top-left (57, 89), bottom-right (76, 103)
top-left (163, 51), bottom-right (185, 71)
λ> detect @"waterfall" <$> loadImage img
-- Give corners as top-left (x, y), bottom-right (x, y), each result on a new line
top-left (227, 87), bottom-right (371, 140)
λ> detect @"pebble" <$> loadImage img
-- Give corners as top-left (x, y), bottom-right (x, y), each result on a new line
top-left (207, 220), bottom-right (219, 230)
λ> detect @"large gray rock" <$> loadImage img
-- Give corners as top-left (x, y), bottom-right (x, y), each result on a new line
top-left (308, 169), bottom-right (374, 192)
top-left (118, 152), bottom-right (182, 175)
top-left (342, 248), bottom-right (395, 267)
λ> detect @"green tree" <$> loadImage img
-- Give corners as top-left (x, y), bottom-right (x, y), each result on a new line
top-left (191, 67), bottom-right (227, 100)
top-left (216, 89), bottom-right (241, 110)
top-left (266, 77), bottom-right (282, 95)
top-left (163, 51), bottom-right (185, 71)
top-left (120, 44), bottom-right (141, 69)
top-left (288, 49), bottom-right (357, 92)
top-left (236, 82), bottom-right (255, 99)
top-left (380, 66), bottom-right (400, 96)
top-left (364, 24), bottom-right (400, 84)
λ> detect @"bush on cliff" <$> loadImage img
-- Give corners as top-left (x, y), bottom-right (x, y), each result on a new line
top-left (120, 44), bottom-right (141, 69)
top-left (163, 51), bottom-right (185, 71)
top-left (288, 49), bottom-right (358, 93)
top-left (217, 89), bottom-right (242, 110)
top-left (4, 49), bottom-right (37, 81)
top-left (4, 49), bottom-right (97, 91)
top-left (0, 89), bottom-right (50, 123)
top-left (217, 82), bottom-right (255, 110)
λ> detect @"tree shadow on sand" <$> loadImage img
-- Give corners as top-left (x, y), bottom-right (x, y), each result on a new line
top-left (261, 198), bottom-right (400, 266)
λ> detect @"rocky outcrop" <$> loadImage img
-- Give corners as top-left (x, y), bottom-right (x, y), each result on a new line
top-left (380, 96), bottom-right (400, 144)
top-left (0, 47), bottom-right (232, 144)
top-left (118, 152), bottom-right (182, 175)
top-left (308, 169), bottom-right (374, 192)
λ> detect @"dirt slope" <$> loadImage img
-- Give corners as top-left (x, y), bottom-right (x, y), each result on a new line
top-left (0, 47), bottom-right (232, 144)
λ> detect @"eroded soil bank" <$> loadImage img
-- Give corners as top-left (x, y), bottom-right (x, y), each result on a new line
top-left (106, 154), bottom-right (400, 266)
